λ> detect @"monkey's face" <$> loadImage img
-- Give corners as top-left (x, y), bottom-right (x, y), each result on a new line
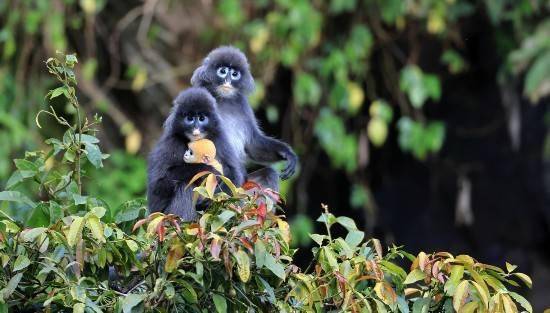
top-left (183, 148), bottom-right (196, 163)
top-left (191, 46), bottom-right (255, 98)
top-left (213, 65), bottom-right (242, 98)
top-left (181, 112), bottom-right (210, 141)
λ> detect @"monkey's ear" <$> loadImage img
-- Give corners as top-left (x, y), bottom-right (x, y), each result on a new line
top-left (163, 105), bottom-right (177, 132)
top-left (202, 155), bottom-right (211, 163)
top-left (191, 58), bottom-right (209, 86)
top-left (242, 71), bottom-right (255, 95)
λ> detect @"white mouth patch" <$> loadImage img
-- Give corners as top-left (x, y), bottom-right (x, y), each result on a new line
top-left (216, 83), bottom-right (236, 97)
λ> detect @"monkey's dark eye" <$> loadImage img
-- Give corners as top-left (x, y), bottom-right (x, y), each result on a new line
top-left (198, 115), bottom-right (208, 124)
top-left (230, 69), bottom-right (241, 80)
top-left (185, 115), bottom-right (194, 124)
top-left (216, 67), bottom-right (228, 78)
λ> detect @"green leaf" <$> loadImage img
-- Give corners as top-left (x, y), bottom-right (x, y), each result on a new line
top-left (264, 253), bottom-right (285, 280)
top-left (21, 227), bottom-right (47, 242)
top-left (65, 54), bottom-right (78, 67)
top-left (524, 51), bottom-right (550, 102)
top-left (509, 291), bottom-right (533, 313)
top-left (379, 260), bottom-right (407, 282)
top-left (73, 303), bottom-right (85, 313)
top-left (316, 212), bottom-right (336, 226)
top-left (84, 142), bottom-right (103, 168)
top-left (412, 297), bottom-right (430, 313)
top-left (403, 269), bottom-right (426, 284)
top-left (210, 210), bottom-right (235, 232)
top-left (0, 190), bottom-right (37, 208)
top-left (445, 265), bottom-right (464, 295)
top-left (67, 216), bottom-right (85, 247)
top-left (254, 240), bottom-right (267, 268)
top-left (309, 234), bottom-right (326, 246)
top-left (121, 293), bottom-right (144, 313)
top-left (212, 293), bottom-right (228, 313)
top-left (180, 280), bottom-right (198, 304)
top-left (13, 254), bottom-right (31, 271)
top-left (345, 230), bottom-right (364, 248)
top-left (14, 159), bottom-right (38, 177)
top-left (1, 272), bottom-right (23, 299)
top-left (73, 194), bottom-right (88, 205)
top-left (294, 72), bottom-right (321, 107)
top-left (49, 86), bottom-right (67, 99)
top-left (336, 216), bottom-right (357, 231)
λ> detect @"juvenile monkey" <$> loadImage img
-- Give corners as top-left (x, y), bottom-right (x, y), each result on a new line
top-left (184, 139), bottom-right (224, 175)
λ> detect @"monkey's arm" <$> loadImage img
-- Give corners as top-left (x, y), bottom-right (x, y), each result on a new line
top-left (147, 163), bottom-right (215, 214)
top-left (215, 139), bottom-right (246, 186)
top-left (245, 133), bottom-right (298, 180)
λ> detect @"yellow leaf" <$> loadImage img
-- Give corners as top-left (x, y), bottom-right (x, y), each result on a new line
top-left (234, 249), bottom-right (251, 283)
top-left (125, 130), bottom-right (142, 154)
top-left (86, 215), bottom-right (105, 243)
top-left (125, 239), bottom-right (139, 252)
top-left (418, 252), bottom-right (428, 271)
top-left (427, 11), bottom-right (445, 34)
top-left (165, 241), bottom-right (185, 273)
top-left (67, 216), bottom-right (85, 247)
top-left (513, 273), bottom-right (532, 288)
top-left (131, 68), bottom-right (148, 91)
top-left (458, 302), bottom-right (478, 313)
top-left (367, 118), bottom-right (388, 147)
top-left (249, 26), bottom-right (269, 54)
top-left (277, 219), bottom-right (291, 244)
top-left (346, 81), bottom-right (364, 113)
top-left (501, 294), bottom-right (518, 313)
top-left (374, 281), bottom-right (397, 305)
top-left (470, 280), bottom-right (489, 309)
top-left (453, 280), bottom-right (470, 312)
top-left (205, 173), bottom-right (217, 198)
top-left (147, 215), bottom-right (165, 237)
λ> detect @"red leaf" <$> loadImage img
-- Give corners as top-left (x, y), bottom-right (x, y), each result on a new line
top-left (242, 180), bottom-right (261, 191)
top-left (257, 202), bottom-right (267, 224)
top-left (156, 222), bottom-right (166, 242)
top-left (171, 220), bottom-right (182, 234)
top-left (264, 188), bottom-right (282, 203)
top-left (335, 271), bottom-right (347, 296)
top-left (239, 237), bottom-right (254, 253)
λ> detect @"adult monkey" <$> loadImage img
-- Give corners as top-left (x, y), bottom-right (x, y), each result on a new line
top-left (191, 46), bottom-right (298, 190)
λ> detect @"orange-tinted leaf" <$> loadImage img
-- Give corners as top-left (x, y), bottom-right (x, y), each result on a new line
top-left (156, 221), bottom-right (166, 242)
top-left (165, 241), bottom-right (185, 272)
top-left (257, 202), bottom-right (267, 224)
top-left (132, 218), bottom-right (148, 232)
top-left (418, 252), bottom-right (428, 271)
top-left (242, 180), bottom-right (261, 191)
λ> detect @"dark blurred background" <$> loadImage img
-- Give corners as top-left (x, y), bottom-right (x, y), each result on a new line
top-left (0, 0), bottom-right (549, 309)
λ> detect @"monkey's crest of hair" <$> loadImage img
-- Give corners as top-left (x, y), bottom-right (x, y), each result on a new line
top-left (191, 45), bottom-right (255, 95)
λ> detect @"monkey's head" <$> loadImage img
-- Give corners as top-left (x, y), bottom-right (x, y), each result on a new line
top-left (166, 88), bottom-right (220, 141)
top-left (191, 46), bottom-right (255, 99)
top-left (184, 139), bottom-right (217, 164)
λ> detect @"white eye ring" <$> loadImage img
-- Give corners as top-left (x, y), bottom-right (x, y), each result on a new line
top-left (216, 67), bottom-right (228, 78)
top-left (230, 69), bottom-right (241, 80)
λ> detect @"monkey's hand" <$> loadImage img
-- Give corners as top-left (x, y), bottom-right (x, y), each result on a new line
top-left (280, 149), bottom-right (298, 180)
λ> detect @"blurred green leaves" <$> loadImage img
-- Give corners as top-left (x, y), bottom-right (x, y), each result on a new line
top-left (398, 117), bottom-right (445, 160)
top-left (399, 65), bottom-right (441, 109)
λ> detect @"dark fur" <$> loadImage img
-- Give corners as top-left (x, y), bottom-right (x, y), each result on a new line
top-left (147, 87), bottom-right (245, 220)
top-left (191, 46), bottom-right (298, 184)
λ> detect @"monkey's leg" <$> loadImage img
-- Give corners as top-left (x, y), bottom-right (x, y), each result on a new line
top-left (247, 167), bottom-right (280, 191)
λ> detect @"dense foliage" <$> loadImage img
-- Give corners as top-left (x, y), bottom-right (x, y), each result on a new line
top-left (0, 0), bottom-right (548, 218)
top-left (0, 54), bottom-right (534, 312)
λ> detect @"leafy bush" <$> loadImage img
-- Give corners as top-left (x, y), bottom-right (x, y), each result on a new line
top-left (0, 54), bottom-right (533, 312)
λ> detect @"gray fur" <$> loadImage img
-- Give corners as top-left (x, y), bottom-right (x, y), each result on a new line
top-left (191, 46), bottom-right (298, 184)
